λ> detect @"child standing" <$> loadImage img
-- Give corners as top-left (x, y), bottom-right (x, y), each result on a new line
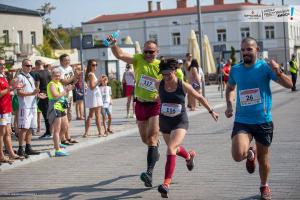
top-left (99, 76), bottom-right (113, 135)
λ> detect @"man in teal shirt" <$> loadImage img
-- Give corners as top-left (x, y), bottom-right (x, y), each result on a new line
top-left (225, 37), bottom-right (292, 200)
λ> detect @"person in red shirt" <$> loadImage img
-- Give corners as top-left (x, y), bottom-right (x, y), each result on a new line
top-left (223, 58), bottom-right (232, 88)
top-left (0, 57), bottom-right (24, 163)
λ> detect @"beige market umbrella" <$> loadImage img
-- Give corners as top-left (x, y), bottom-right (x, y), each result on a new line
top-left (124, 36), bottom-right (134, 45)
top-left (187, 29), bottom-right (200, 65)
top-left (203, 35), bottom-right (216, 74)
top-left (135, 41), bottom-right (142, 54)
top-left (29, 55), bottom-right (57, 65)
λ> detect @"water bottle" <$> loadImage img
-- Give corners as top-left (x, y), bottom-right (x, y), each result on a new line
top-left (103, 30), bottom-right (120, 47)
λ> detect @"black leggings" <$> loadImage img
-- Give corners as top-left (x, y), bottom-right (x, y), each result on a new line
top-left (37, 98), bottom-right (51, 135)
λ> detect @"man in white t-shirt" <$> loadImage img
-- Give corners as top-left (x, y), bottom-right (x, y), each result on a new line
top-left (17, 59), bottom-right (40, 157)
top-left (56, 54), bottom-right (81, 144)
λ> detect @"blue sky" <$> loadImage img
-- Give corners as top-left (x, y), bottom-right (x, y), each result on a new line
top-left (1, 0), bottom-right (299, 27)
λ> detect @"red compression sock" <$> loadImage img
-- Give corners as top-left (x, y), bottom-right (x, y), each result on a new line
top-left (164, 154), bottom-right (176, 187)
top-left (176, 146), bottom-right (190, 160)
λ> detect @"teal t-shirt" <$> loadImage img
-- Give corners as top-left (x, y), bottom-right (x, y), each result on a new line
top-left (228, 59), bottom-right (277, 124)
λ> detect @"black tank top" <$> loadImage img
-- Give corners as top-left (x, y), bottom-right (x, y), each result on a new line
top-left (159, 79), bottom-right (186, 117)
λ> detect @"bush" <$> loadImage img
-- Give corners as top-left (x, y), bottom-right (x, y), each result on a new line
top-left (108, 79), bottom-right (124, 99)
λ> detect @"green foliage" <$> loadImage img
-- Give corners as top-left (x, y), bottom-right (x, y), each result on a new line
top-left (108, 79), bottom-right (124, 99)
top-left (230, 46), bottom-right (237, 65)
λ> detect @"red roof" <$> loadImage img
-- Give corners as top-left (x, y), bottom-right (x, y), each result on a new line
top-left (84, 2), bottom-right (264, 24)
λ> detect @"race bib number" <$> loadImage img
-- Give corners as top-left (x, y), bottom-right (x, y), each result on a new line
top-left (138, 74), bottom-right (156, 92)
top-left (161, 103), bottom-right (182, 117)
top-left (239, 88), bottom-right (261, 106)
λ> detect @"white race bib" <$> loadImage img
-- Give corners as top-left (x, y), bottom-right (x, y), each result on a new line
top-left (161, 103), bottom-right (182, 117)
top-left (138, 74), bottom-right (156, 92)
top-left (239, 88), bottom-right (261, 106)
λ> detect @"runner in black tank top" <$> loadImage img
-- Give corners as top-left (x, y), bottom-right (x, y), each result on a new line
top-left (155, 58), bottom-right (219, 198)
top-left (159, 79), bottom-right (188, 133)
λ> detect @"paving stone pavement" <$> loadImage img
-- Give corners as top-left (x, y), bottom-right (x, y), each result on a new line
top-left (0, 83), bottom-right (299, 200)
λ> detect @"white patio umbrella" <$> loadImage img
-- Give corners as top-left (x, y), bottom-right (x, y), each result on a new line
top-left (203, 35), bottom-right (216, 74)
top-left (187, 29), bottom-right (200, 65)
top-left (135, 41), bottom-right (142, 54)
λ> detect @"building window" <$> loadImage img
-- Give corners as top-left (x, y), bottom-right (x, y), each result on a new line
top-left (149, 33), bottom-right (158, 43)
top-left (172, 32), bottom-right (181, 45)
top-left (265, 26), bottom-right (275, 39)
top-left (241, 27), bottom-right (250, 39)
top-left (217, 29), bottom-right (226, 42)
top-left (2, 30), bottom-right (9, 45)
top-left (17, 31), bottom-right (23, 45)
top-left (30, 31), bottom-right (36, 45)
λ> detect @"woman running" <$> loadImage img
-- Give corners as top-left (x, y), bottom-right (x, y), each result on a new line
top-left (155, 58), bottom-right (219, 198)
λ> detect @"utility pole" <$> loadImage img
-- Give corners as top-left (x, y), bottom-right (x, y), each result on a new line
top-left (197, 0), bottom-right (205, 97)
top-left (282, 0), bottom-right (288, 73)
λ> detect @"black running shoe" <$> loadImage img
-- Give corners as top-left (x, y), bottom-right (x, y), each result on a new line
top-left (25, 147), bottom-right (40, 155)
top-left (186, 150), bottom-right (196, 171)
top-left (140, 172), bottom-right (152, 187)
top-left (158, 184), bottom-right (169, 198)
top-left (17, 148), bottom-right (29, 158)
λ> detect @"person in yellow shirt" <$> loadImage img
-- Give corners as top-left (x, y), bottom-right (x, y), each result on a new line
top-left (110, 38), bottom-right (160, 188)
top-left (289, 54), bottom-right (298, 91)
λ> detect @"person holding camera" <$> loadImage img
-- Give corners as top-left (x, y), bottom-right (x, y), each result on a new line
top-left (56, 54), bottom-right (80, 144)
top-left (47, 68), bottom-right (74, 157)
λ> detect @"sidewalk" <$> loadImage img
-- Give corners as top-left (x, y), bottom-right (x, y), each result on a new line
top-left (0, 83), bottom-right (283, 171)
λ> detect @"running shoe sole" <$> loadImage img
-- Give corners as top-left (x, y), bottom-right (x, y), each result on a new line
top-left (140, 172), bottom-right (152, 187)
top-left (158, 184), bottom-right (169, 198)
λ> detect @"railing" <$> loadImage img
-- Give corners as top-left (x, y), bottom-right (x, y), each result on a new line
top-left (14, 43), bottom-right (33, 56)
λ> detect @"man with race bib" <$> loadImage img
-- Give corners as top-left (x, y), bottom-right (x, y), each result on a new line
top-left (110, 39), bottom-right (161, 188)
top-left (225, 37), bottom-right (292, 200)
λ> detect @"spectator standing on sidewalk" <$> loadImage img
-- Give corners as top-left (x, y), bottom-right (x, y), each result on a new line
top-left (122, 64), bottom-right (135, 118)
top-left (82, 59), bottom-right (104, 137)
top-left (47, 68), bottom-right (73, 157)
top-left (100, 76), bottom-right (113, 134)
top-left (16, 59), bottom-right (40, 157)
top-left (34, 60), bottom-right (52, 139)
top-left (289, 54), bottom-right (298, 91)
top-left (225, 37), bottom-right (292, 200)
top-left (74, 65), bottom-right (85, 120)
top-left (155, 58), bottom-right (219, 198)
top-left (187, 59), bottom-right (202, 111)
top-left (223, 58), bottom-right (232, 89)
top-left (110, 37), bottom-right (161, 188)
top-left (0, 57), bottom-right (24, 163)
top-left (56, 54), bottom-right (79, 144)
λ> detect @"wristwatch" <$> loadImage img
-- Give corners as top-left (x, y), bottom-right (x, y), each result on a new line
top-left (209, 109), bottom-right (214, 114)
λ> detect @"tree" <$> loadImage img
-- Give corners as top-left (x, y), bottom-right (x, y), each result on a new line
top-left (230, 46), bottom-right (237, 65)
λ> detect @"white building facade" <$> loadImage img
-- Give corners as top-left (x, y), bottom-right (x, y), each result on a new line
top-left (0, 4), bottom-right (43, 61)
top-left (82, 0), bottom-right (300, 67)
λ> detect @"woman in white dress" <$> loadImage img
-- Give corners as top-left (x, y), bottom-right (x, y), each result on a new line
top-left (83, 59), bottom-right (105, 137)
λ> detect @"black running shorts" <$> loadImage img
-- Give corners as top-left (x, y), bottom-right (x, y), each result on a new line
top-left (231, 121), bottom-right (274, 146)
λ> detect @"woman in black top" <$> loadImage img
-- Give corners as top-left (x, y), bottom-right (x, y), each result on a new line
top-left (155, 58), bottom-right (219, 198)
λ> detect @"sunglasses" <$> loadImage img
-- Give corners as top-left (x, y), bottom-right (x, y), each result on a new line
top-left (162, 72), bottom-right (172, 76)
top-left (24, 64), bottom-right (32, 68)
top-left (91, 64), bottom-right (97, 66)
top-left (144, 50), bottom-right (156, 55)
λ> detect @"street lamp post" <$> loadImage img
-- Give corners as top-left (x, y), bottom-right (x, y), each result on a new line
top-left (196, 0), bottom-right (206, 97)
top-left (282, 0), bottom-right (288, 73)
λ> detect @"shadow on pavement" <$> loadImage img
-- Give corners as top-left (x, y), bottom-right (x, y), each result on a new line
top-left (0, 174), bottom-right (152, 200)
top-left (239, 195), bottom-right (260, 200)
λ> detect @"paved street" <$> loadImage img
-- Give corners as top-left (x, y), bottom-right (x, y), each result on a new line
top-left (0, 84), bottom-right (299, 200)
